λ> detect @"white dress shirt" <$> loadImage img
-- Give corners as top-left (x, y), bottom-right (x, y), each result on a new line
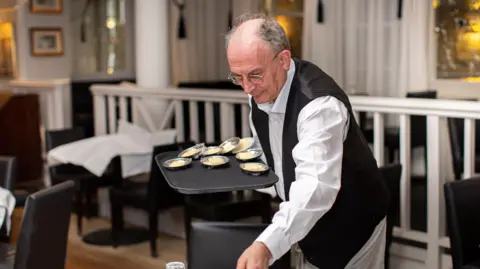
top-left (249, 59), bottom-right (386, 268)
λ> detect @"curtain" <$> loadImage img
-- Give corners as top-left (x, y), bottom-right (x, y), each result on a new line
top-left (397, 0), bottom-right (431, 97)
top-left (303, 0), bottom-right (402, 97)
top-left (169, 0), bottom-right (263, 85)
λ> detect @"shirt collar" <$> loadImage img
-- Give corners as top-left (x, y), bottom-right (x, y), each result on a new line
top-left (256, 59), bottom-right (295, 114)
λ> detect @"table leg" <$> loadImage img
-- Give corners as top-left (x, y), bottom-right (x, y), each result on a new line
top-left (82, 227), bottom-right (150, 246)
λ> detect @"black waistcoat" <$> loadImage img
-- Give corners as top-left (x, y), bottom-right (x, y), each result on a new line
top-left (251, 58), bottom-right (390, 269)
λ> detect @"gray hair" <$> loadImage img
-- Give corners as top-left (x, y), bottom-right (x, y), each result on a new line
top-left (225, 13), bottom-right (290, 55)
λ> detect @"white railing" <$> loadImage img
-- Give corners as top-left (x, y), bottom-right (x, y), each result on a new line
top-left (0, 79), bottom-right (72, 130)
top-left (91, 84), bottom-right (480, 269)
top-left (91, 84), bottom-right (251, 142)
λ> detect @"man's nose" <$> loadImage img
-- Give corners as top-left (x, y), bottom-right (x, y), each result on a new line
top-left (243, 80), bottom-right (255, 94)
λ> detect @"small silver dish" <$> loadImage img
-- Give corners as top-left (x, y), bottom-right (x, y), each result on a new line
top-left (178, 143), bottom-right (205, 159)
top-left (232, 137), bottom-right (255, 154)
top-left (201, 146), bottom-right (224, 157)
top-left (163, 157), bottom-right (192, 170)
top-left (219, 137), bottom-right (240, 154)
top-left (235, 148), bottom-right (263, 162)
top-left (200, 155), bottom-right (229, 169)
top-left (239, 162), bottom-right (270, 176)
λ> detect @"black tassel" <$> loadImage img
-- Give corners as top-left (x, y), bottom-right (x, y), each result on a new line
top-left (178, 10), bottom-right (186, 39)
top-left (228, 0), bottom-right (233, 29)
top-left (317, 0), bottom-right (324, 23)
top-left (80, 22), bottom-right (86, 43)
top-left (172, 0), bottom-right (187, 39)
top-left (397, 0), bottom-right (403, 19)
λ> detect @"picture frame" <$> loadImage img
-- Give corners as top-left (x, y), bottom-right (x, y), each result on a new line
top-left (30, 28), bottom-right (64, 57)
top-left (30, 0), bottom-right (63, 14)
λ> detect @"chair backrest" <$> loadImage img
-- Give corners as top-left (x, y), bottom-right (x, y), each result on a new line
top-left (447, 116), bottom-right (480, 179)
top-left (13, 180), bottom-right (75, 269)
top-left (378, 163), bottom-right (402, 269)
top-left (148, 143), bottom-right (184, 209)
top-left (0, 156), bottom-right (16, 191)
top-left (444, 177), bottom-right (480, 269)
top-left (188, 222), bottom-right (290, 269)
top-left (45, 127), bottom-right (88, 176)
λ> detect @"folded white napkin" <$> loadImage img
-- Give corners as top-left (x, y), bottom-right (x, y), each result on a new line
top-left (0, 188), bottom-right (15, 235)
top-left (47, 120), bottom-right (177, 177)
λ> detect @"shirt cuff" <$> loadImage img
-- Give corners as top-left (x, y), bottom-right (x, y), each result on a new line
top-left (255, 224), bottom-right (291, 265)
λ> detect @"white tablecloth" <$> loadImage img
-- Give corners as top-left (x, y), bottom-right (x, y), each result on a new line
top-left (47, 120), bottom-right (177, 178)
top-left (0, 187), bottom-right (15, 235)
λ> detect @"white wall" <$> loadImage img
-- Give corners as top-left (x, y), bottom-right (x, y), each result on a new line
top-left (14, 0), bottom-right (72, 80)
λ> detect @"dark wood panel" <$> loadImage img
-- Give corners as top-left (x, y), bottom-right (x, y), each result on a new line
top-left (0, 93), bottom-right (43, 183)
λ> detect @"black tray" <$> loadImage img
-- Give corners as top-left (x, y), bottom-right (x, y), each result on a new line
top-left (155, 151), bottom-right (278, 195)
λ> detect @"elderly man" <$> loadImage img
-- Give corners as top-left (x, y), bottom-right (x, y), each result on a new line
top-left (225, 13), bottom-right (390, 269)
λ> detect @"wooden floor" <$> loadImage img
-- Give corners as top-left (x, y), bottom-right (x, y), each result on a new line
top-left (10, 209), bottom-right (187, 269)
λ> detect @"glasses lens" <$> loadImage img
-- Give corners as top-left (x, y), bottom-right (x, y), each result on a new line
top-left (230, 76), bottom-right (241, 85)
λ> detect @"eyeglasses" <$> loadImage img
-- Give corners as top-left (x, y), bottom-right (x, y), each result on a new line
top-left (228, 52), bottom-right (281, 86)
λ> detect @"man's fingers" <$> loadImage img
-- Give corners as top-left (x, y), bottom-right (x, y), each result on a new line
top-left (236, 255), bottom-right (247, 269)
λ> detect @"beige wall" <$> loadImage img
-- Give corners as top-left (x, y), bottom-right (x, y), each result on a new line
top-left (14, 0), bottom-right (72, 80)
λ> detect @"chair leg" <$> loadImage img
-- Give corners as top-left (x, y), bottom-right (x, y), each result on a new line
top-left (148, 208), bottom-right (159, 258)
top-left (109, 191), bottom-right (124, 248)
top-left (85, 183), bottom-right (92, 219)
top-left (75, 188), bottom-right (83, 237)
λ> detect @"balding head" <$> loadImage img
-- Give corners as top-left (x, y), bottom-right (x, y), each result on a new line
top-left (225, 13), bottom-right (290, 56)
top-left (225, 13), bottom-right (292, 104)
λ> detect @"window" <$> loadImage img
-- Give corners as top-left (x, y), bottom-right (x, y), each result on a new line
top-left (265, 0), bottom-right (304, 58)
top-left (71, 0), bottom-right (134, 80)
top-left (0, 22), bottom-right (15, 78)
top-left (435, 0), bottom-right (480, 79)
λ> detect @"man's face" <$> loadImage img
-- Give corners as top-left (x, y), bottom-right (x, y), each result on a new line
top-left (227, 41), bottom-right (290, 104)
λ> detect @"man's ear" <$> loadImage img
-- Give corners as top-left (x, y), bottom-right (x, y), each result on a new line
top-left (279, 50), bottom-right (292, 70)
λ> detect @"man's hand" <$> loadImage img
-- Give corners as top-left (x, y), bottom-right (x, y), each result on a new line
top-left (236, 242), bottom-right (272, 269)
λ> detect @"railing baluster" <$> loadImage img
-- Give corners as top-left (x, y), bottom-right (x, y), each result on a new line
top-left (220, 102), bottom-right (235, 141)
top-left (426, 116), bottom-right (446, 269)
top-left (399, 114), bottom-right (411, 231)
top-left (119, 96), bottom-right (128, 120)
top-left (93, 95), bottom-right (107, 136)
top-left (241, 104), bottom-right (250, 138)
top-left (174, 100), bottom-right (185, 142)
top-left (108, 95), bottom-right (117, 133)
top-left (189, 101), bottom-right (199, 143)
top-left (204, 102), bottom-right (215, 144)
top-left (373, 112), bottom-right (385, 166)
top-left (464, 118), bottom-right (475, 178)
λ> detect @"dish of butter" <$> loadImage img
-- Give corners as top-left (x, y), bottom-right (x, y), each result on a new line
top-left (200, 156), bottom-right (229, 167)
top-left (201, 147), bottom-right (223, 156)
top-left (162, 157), bottom-right (192, 170)
top-left (236, 151), bottom-right (256, 160)
top-left (232, 137), bottom-right (254, 154)
top-left (241, 163), bottom-right (267, 172)
top-left (179, 148), bottom-right (201, 158)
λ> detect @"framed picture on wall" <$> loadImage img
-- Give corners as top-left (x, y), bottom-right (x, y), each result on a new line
top-left (30, 0), bottom-right (63, 14)
top-left (30, 28), bottom-right (63, 57)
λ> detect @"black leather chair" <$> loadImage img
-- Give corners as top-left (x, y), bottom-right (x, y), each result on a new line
top-left (45, 127), bottom-right (120, 236)
top-left (444, 177), bottom-right (480, 269)
top-left (447, 114), bottom-right (480, 180)
top-left (188, 222), bottom-right (290, 269)
top-left (378, 163), bottom-right (402, 269)
top-left (0, 180), bottom-right (76, 269)
top-left (0, 157), bottom-right (16, 192)
top-left (109, 143), bottom-right (186, 257)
